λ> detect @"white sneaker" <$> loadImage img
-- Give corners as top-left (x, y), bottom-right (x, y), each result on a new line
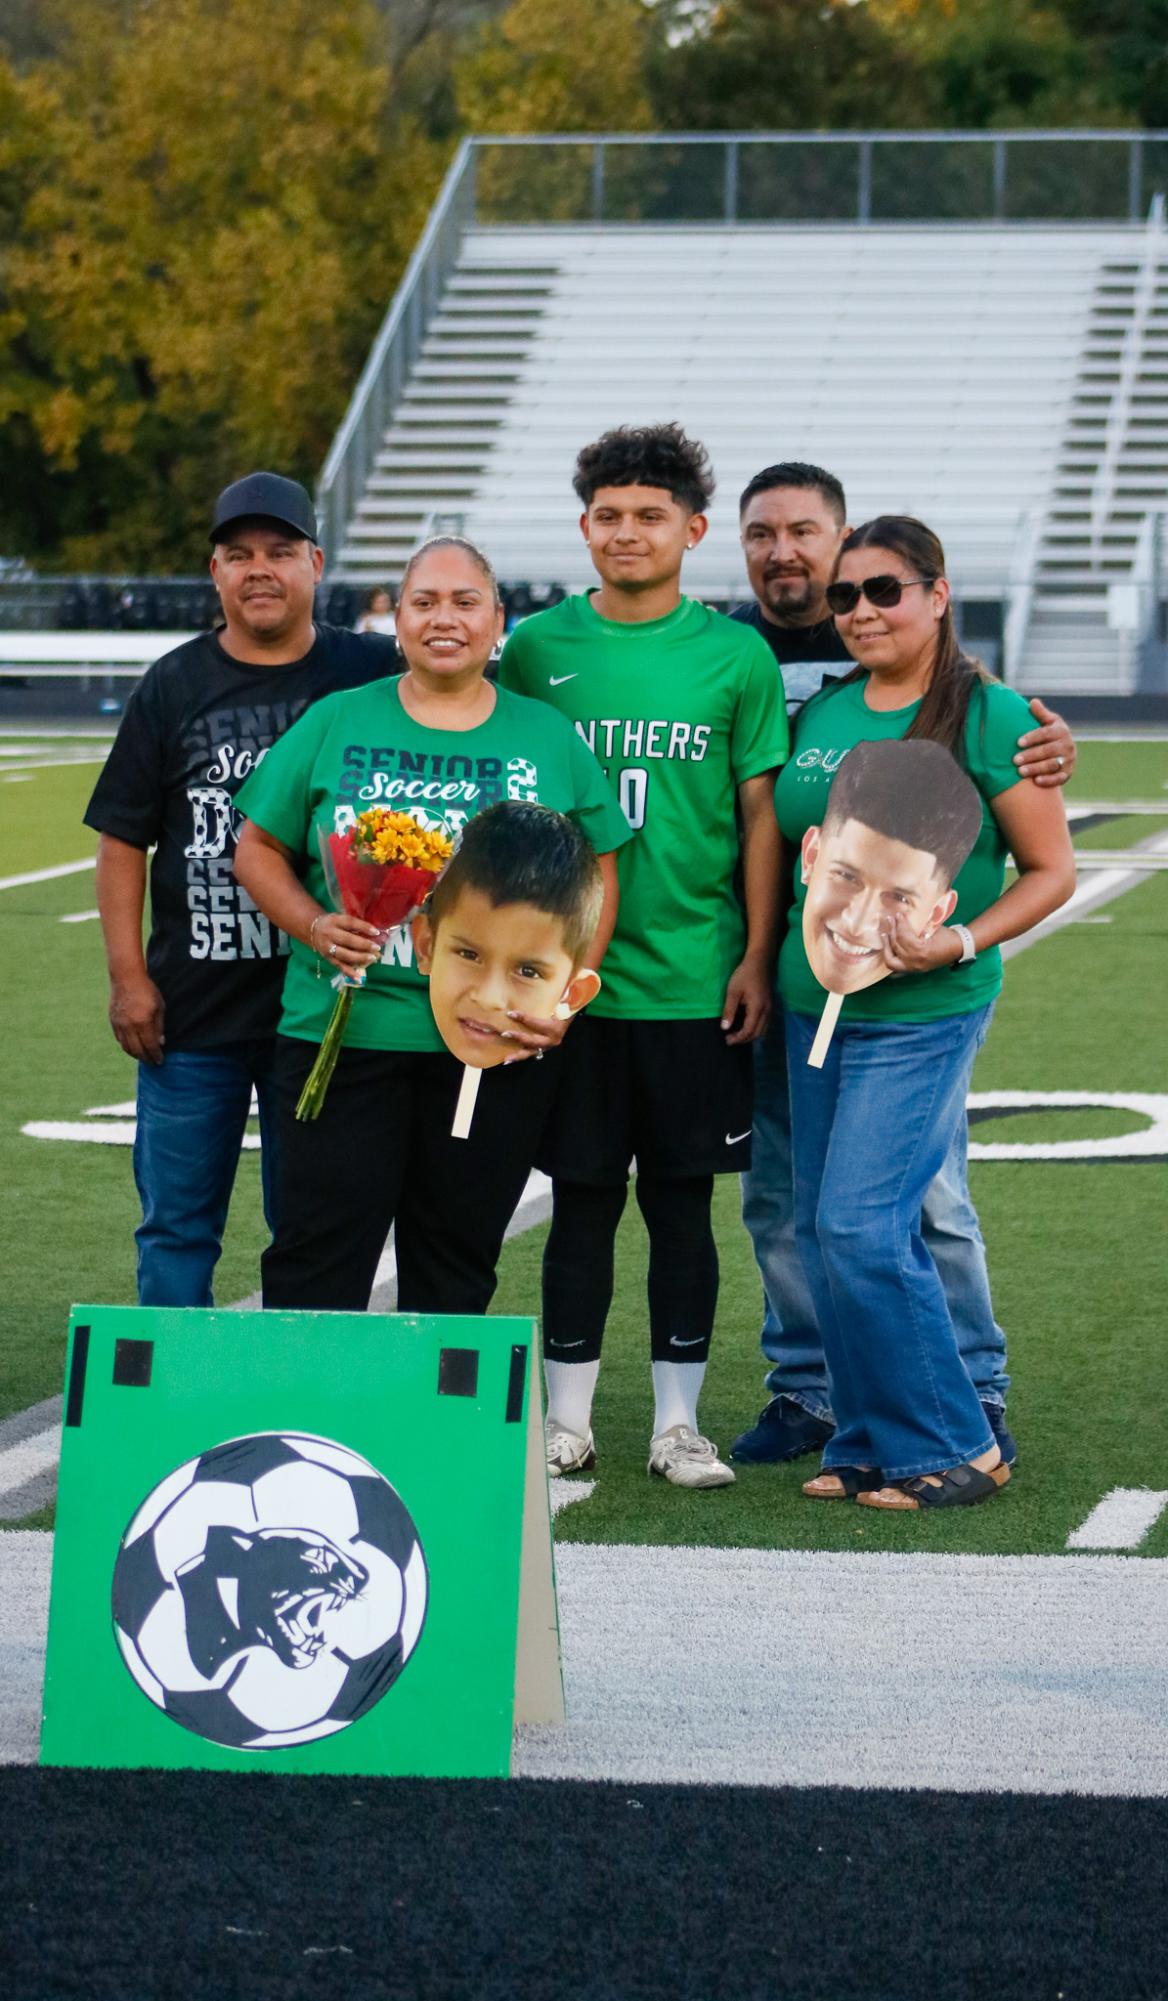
top-left (545, 1418), bottom-right (596, 1477)
top-left (648, 1425), bottom-right (735, 1489)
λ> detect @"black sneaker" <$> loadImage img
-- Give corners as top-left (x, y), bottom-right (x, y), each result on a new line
top-left (730, 1395), bottom-right (835, 1465)
top-left (981, 1402), bottom-right (1017, 1469)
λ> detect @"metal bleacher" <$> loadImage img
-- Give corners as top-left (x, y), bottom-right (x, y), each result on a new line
top-left (319, 132), bottom-right (1168, 699)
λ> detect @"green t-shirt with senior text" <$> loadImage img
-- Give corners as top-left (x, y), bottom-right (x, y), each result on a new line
top-left (234, 676), bottom-right (631, 1051)
top-left (776, 673), bottom-right (1035, 1023)
top-left (499, 593), bottom-right (789, 1018)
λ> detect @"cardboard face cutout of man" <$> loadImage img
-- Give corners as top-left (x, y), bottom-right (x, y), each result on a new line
top-left (802, 737), bottom-right (982, 1004)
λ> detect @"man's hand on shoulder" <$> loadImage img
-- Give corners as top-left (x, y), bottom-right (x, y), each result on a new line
top-left (1014, 699), bottom-right (1076, 788)
top-left (109, 973), bottom-right (166, 1065)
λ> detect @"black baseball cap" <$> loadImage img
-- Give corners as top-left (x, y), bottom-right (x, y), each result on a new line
top-left (209, 472), bottom-right (318, 546)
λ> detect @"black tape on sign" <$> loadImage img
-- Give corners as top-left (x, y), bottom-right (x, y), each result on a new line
top-left (65, 1325), bottom-right (90, 1428)
top-left (505, 1345), bottom-right (528, 1424)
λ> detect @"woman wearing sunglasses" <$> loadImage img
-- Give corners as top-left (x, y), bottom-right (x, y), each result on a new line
top-left (776, 515), bottom-right (1075, 1510)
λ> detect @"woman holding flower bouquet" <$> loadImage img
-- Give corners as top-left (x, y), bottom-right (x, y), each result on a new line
top-left (233, 537), bottom-right (630, 1313)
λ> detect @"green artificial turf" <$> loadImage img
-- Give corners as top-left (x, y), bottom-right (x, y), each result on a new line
top-left (0, 762), bottom-right (102, 876)
top-left (3, 751), bottom-right (1166, 1557)
top-left (493, 870), bottom-right (1168, 1559)
top-left (1066, 737), bottom-right (1168, 800)
top-left (971, 1105), bottom-right (1151, 1143)
top-left (1071, 812), bottom-right (1168, 851)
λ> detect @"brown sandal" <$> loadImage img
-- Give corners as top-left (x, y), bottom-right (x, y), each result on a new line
top-left (802, 1466), bottom-right (882, 1502)
top-left (857, 1462), bottom-right (1010, 1511)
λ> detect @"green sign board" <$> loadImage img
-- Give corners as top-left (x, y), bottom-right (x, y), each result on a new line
top-left (41, 1305), bottom-right (562, 1778)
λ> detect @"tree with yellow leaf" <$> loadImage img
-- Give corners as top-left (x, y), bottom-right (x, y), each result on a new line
top-left (0, 0), bottom-right (444, 570)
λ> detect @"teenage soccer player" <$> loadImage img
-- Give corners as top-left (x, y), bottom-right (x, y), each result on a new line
top-left (499, 423), bottom-right (789, 1488)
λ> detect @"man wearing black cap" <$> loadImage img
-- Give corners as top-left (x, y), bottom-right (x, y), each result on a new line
top-left (85, 473), bottom-right (395, 1306)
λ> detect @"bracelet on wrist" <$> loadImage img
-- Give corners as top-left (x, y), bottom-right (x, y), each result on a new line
top-left (949, 922), bottom-right (977, 967)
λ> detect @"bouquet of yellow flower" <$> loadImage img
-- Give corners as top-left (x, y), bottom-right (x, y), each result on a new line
top-left (296, 809), bottom-right (453, 1121)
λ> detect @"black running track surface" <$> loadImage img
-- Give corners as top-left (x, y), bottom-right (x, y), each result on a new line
top-left (4, 1770), bottom-right (1165, 2000)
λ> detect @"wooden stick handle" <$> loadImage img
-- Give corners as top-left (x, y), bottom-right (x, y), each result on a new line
top-left (451, 1063), bottom-right (482, 1139)
top-left (807, 990), bottom-right (844, 1069)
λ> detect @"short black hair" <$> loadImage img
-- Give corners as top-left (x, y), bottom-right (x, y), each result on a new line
top-left (573, 423), bottom-right (714, 515)
top-left (820, 738), bottom-right (981, 887)
top-left (427, 803), bottom-right (603, 961)
top-left (739, 462), bottom-right (847, 524)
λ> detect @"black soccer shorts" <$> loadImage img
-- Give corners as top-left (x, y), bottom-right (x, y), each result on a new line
top-left (535, 1012), bottom-right (754, 1185)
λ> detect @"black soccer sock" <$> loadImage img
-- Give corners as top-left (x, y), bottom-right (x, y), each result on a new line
top-left (542, 1179), bottom-right (628, 1364)
top-left (636, 1173), bottom-right (719, 1365)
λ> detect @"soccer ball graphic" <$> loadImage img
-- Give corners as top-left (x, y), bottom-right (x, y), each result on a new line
top-left (110, 1432), bottom-right (427, 1750)
top-left (506, 756), bottom-right (539, 801)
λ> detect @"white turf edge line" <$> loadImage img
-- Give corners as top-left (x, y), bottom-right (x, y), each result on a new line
top-left (0, 857), bottom-right (96, 892)
top-left (3, 1539), bottom-right (1166, 1793)
top-left (1067, 1488), bottom-right (1168, 1550)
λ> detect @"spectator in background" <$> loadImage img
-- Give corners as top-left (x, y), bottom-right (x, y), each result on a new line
top-left (729, 463), bottom-right (1079, 1472)
top-left (84, 473), bottom-right (396, 1307)
top-left (356, 584), bottom-right (397, 637)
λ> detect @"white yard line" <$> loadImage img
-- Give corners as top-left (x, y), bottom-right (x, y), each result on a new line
top-left (2, 1536), bottom-right (1165, 1791)
top-left (58, 909), bottom-right (100, 925)
top-left (0, 1432), bottom-right (60, 1503)
top-left (0, 857), bottom-right (96, 892)
top-left (1002, 825), bottom-right (1168, 958)
top-left (1067, 1489), bottom-right (1168, 1550)
top-left (1065, 799), bottom-right (1168, 815)
top-left (512, 1544), bottom-right (1168, 1795)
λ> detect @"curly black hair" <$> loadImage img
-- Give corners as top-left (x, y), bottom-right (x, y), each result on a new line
top-left (572, 422), bottom-right (715, 515)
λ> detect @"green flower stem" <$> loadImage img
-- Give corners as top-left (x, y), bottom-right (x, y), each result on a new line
top-left (294, 986), bottom-right (356, 1121)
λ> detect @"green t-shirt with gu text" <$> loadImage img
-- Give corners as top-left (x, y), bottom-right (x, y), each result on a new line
top-left (499, 593), bottom-right (789, 1018)
top-left (234, 675), bottom-right (631, 1050)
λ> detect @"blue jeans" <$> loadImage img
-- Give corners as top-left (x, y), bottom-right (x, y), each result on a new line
top-left (741, 1008), bottom-right (1008, 1422)
top-left (784, 1007), bottom-right (997, 1481)
top-left (133, 1041), bottom-right (279, 1307)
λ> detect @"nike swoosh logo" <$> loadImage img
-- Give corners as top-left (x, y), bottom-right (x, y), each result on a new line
top-left (549, 674), bottom-right (578, 686)
top-left (725, 1130), bottom-right (751, 1145)
top-left (669, 1335), bottom-right (706, 1349)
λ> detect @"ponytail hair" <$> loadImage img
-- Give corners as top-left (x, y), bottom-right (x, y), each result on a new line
top-left (832, 515), bottom-right (990, 764)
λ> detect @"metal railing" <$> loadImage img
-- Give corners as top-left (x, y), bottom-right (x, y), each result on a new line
top-left (316, 137), bottom-right (477, 563)
top-left (472, 130), bottom-right (1168, 230)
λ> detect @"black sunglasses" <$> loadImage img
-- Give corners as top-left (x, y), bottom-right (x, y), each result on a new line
top-left (824, 574), bottom-right (935, 616)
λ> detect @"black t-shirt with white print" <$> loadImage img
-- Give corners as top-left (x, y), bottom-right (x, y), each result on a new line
top-left (729, 600), bottom-right (853, 714)
top-left (84, 624), bottom-right (396, 1049)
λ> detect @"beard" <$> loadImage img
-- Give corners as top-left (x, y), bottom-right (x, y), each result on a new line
top-left (762, 569), bottom-right (818, 617)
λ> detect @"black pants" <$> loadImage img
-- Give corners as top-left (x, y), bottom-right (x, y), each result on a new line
top-left (262, 1037), bottom-right (562, 1314)
top-left (542, 1173), bottom-right (719, 1364)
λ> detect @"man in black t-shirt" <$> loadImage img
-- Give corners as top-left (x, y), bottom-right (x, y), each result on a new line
top-left (727, 461), bottom-right (1077, 1469)
top-left (85, 472), bottom-right (395, 1306)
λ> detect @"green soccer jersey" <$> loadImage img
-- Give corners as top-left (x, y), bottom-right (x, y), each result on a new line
top-left (499, 593), bottom-right (789, 1019)
top-left (776, 674), bottom-right (1035, 1023)
top-left (234, 676), bottom-right (632, 1051)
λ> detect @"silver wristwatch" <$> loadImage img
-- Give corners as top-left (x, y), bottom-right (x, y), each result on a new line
top-left (950, 923), bottom-right (977, 966)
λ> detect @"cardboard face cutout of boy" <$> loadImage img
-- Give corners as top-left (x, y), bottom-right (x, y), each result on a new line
top-left (801, 738), bottom-right (982, 1063)
top-left (412, 889), bottom-right (600, 1070)
top-left (409, 801), bottom-right (604, 1153)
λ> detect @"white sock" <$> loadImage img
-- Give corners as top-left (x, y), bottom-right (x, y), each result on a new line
top-left (651, 1360), bottom-right (706, 1438)
top-left (544, 1358), bottom-right (600, 1438)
